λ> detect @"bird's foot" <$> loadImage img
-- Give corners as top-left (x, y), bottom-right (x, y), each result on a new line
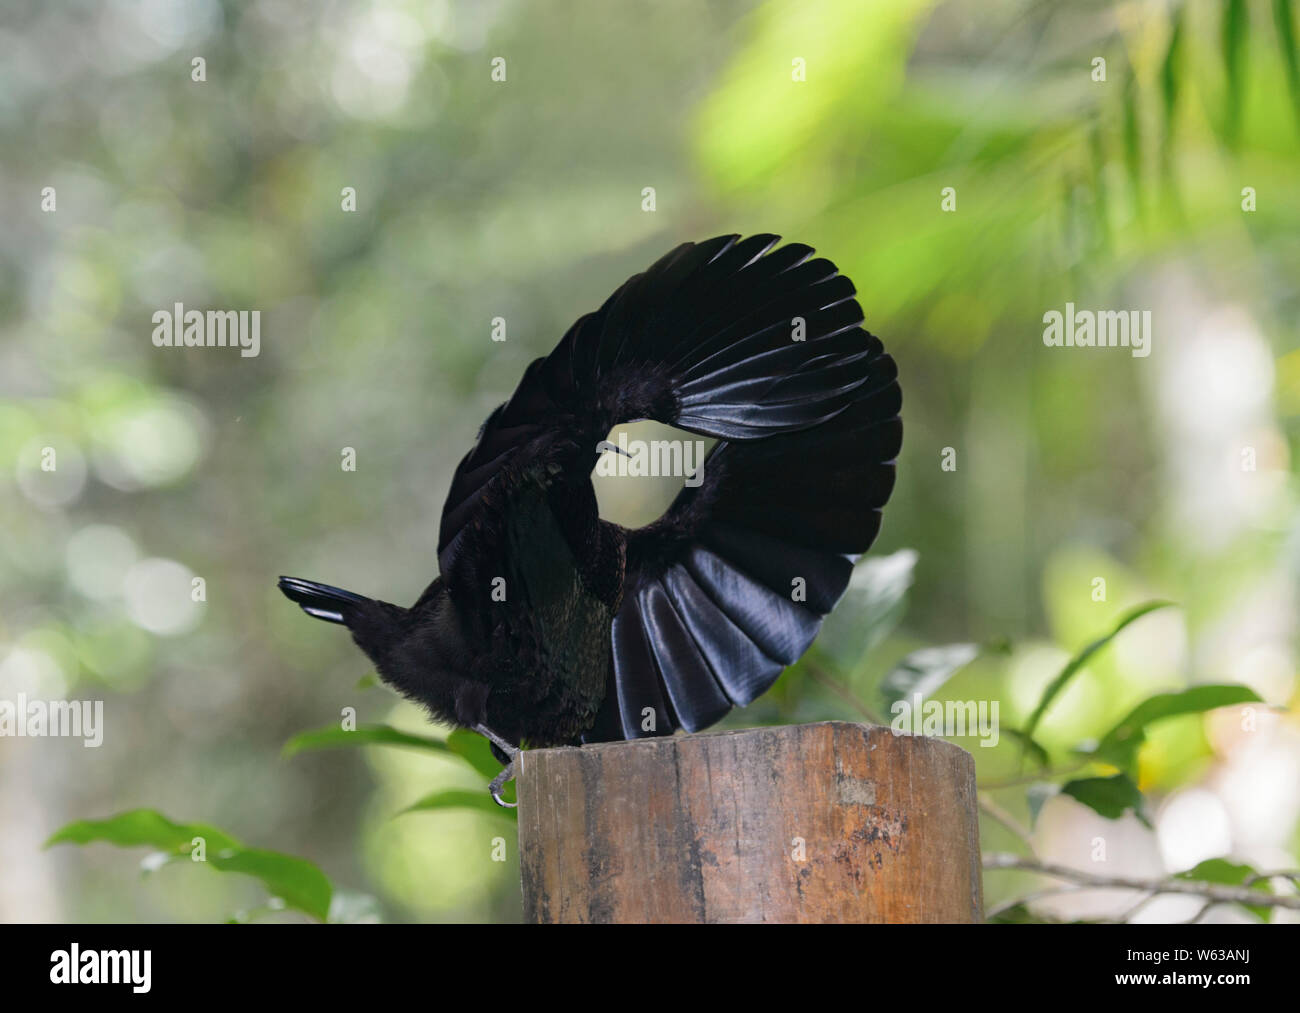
top-left (488, 757), bottom-right (518, 809)
top-left (474, 724), bottom-right (519, 809)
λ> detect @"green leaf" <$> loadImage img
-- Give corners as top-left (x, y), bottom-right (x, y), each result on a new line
top-left (282, 723), bottom-right (453, 759)
top-left (48, 809), bottom-right (238, 853)
top-left (1084, 123), bottom-right (1111, 254)
top-left (1093, 684), bottom-right (1263, 774)
top-left (1025, 782), bottom-right (1056, 826)
top-left (879, 642), bottom-right (979, 707)
top-left (284, 723), bottom-right (512, 793)
top-left (355, 672), bottom-right (379, 690)
top-left (1122, 66), bottom-right (1142, 207)
top-left (1060, 774), bottom-right (1150, 827)
top-left (209, 847), bottom-right (333, 921)
top-left (446, 727), bottom-right (506, 780)
top-left (1176, 858), bottom-right (1273, 922)
top-left (1222, 0), bottom-right (1249, 147)
top-left (987, 902), bottom-right (1037, 924)
top-left (817, 549), bottom-right (917, 662)
top-left (46, 809), bottom-right (333, 921)
top-left (1023, 601), bottom-right (1174, 740)
top-left (1001, 727), bottom-right (1051, 770)
top-left (1161, 8), bottom-right (1185, 133)
top-left (1275, 0), bottom-right (1300, 129)
top-left (400, 788), bottom-right (516, 819)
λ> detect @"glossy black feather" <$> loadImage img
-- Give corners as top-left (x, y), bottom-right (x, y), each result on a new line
top-left (609, 604), bottom-right (678, 738)
top-left (638, 579), bottom-right (732, 733)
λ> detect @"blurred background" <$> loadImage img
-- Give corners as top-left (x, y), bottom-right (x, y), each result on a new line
top-left (1, 0), bottom-right (1298, 923)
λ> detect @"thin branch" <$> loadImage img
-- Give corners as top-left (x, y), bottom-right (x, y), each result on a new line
top-left (985, 884), bottom-right (1092, 919)
top-left (977, 792), bottom-right (1036, 855)
top-left (977, 761), bottom-right (1090, 790)
top-left (1247, 870), bottom-right (1300, 889)
top-left (984, 853), bottom-right (1300, 911)
top-left (1117, 891), bottom-right (1162, 923)
top-left (1181, 872), bottom-right (1298, 923)
top-left (805, 659), bottom-right (885, 725)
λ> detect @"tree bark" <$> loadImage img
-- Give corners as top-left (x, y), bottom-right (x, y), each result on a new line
top-left (517, 721), bottom-right (983, 923)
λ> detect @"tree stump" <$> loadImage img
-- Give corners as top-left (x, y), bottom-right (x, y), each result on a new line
top-left (516, 721), bottom-right (982, 923)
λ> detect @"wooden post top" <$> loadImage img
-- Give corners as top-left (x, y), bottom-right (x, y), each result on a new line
top-left (517, 721), bottom-right (983, 923)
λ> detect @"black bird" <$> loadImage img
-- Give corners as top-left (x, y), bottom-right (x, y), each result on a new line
top-left (278, 234), bottom-right (901, 805)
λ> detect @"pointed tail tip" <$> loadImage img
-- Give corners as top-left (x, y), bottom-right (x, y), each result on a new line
top-left (277, 575), bottom-right (368, 625)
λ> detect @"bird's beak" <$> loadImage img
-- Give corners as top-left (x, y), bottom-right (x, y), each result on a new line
top-left (596, 440), bottom-right (632, 459)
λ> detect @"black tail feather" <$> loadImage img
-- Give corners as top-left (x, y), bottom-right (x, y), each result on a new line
top-left (609, 605), bottom-right (680, 736)
top-left (277, 576), bottom-right (371, 625)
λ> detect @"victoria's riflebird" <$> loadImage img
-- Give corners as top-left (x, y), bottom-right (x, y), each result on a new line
top-left (278, 235), bottom-right (901, 805)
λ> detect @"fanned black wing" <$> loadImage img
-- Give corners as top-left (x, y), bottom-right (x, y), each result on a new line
top-left (434, 235), bottom-right (900, 745)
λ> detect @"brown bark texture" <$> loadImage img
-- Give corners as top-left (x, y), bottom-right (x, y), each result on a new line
top-left (517, 721), bottom-right (983, 923)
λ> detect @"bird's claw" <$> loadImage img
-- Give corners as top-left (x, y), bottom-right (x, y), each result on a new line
top-left (473, 723), bottom-right (519, 808)
top-left (489, 757), bottom-right (518, 808)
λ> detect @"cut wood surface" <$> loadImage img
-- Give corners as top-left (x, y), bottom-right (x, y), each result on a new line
top-left (517, 721), bottom-right (982, 923)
